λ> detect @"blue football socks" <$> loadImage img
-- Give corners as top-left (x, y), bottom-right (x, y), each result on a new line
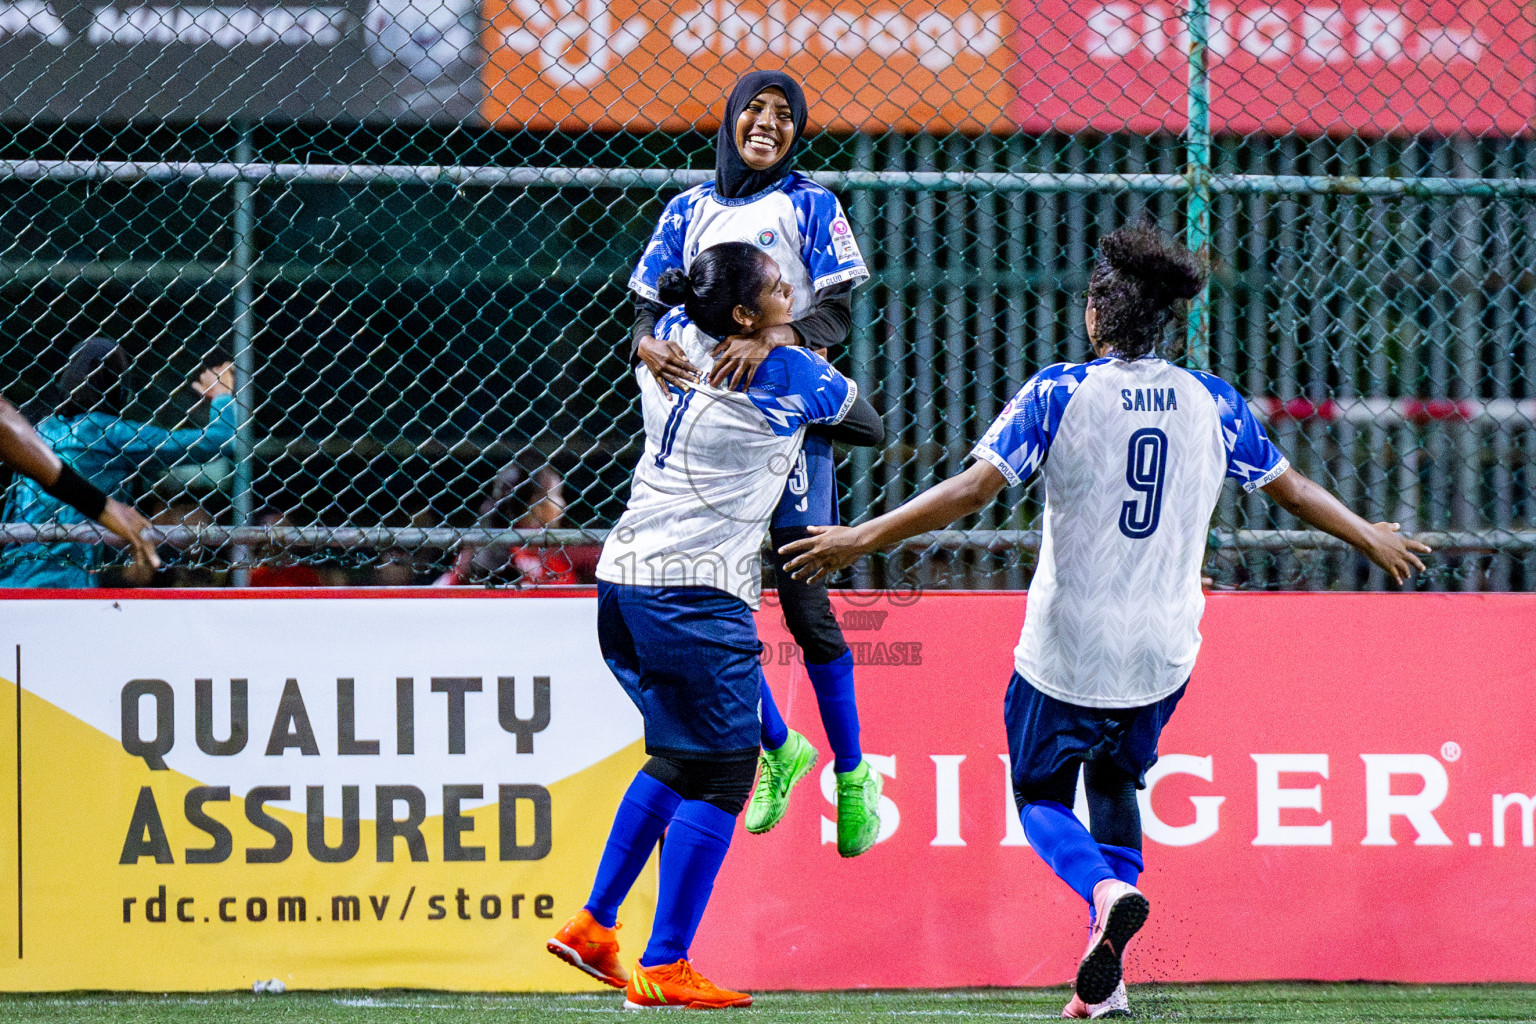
top-left (640, 800), bottom-right (735, 966)
top-left (1089, 843), bottom-right (1144, 923)
top-left (1020, 800), bottom-right (1117, 905)
top-left (759, 678), bottom-right (789, 751)
top-left (1098, 842), bottom-right (1143, 885)
top-left (584, 771), bottom-right (681, 928)
top-left (806, 650), bottom-right (862, 773)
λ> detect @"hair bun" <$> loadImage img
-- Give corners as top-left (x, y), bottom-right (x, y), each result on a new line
top-left (1100, 225), bottom-right (1204, 301)
top-left (656, 268), bottom-right (691, 306)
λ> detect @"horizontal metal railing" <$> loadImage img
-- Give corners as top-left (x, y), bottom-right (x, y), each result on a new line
top-left (1251, 397), bottom-right (1536, 427)
top-left (1, 524), bottom-right (1526, 556)
top-left (5, 160), bottom-right (1536, 198)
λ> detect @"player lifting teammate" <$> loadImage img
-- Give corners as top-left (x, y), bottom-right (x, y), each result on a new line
top-left (628, 70), bottom-right (883, 856)
top-left (549, 241), bottom-right (881, 1008)
top-left (782, 225), bottom-right (1430, 1019)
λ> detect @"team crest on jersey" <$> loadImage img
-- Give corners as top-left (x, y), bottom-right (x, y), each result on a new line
top-left (756, 229), bottom-right (776, 247)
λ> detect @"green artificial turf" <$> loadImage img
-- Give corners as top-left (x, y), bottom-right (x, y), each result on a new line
top-left (0, 985), bottom-right (1533, 1023)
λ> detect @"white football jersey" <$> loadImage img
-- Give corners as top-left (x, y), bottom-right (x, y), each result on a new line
top-left (628, 171), bottom-right (869, 317)
top-left (597, 309), bottom-right (858, 608)
top-left (973, 357), bottom-right (1288, 708)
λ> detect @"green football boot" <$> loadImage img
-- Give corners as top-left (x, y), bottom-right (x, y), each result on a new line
top-left (835, 759), bottom-right (883, 858)
top-left (744, 729), bottom-right (818, 834)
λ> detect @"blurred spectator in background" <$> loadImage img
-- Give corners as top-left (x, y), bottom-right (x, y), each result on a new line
top-left (0, 338), bottom-right (235, 588)
top-left (247, 508), bottom-right (324, 588)
top-left (374, 490), bottom-right (442, 586)
top-left (436, 462), bottom-right (598, 586)
top-left (116, 493), bottom-right (220, 588)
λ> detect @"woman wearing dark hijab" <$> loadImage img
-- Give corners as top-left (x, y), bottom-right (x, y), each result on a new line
top-left (0, 338), bottom-right (236, 588)
top-left (623, 69), bottom-right (886, 864)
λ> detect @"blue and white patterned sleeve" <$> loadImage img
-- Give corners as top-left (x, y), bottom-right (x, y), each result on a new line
top-left (1189, 369), bottom-right (1290, 491)
top-left (970, 363), bottom-right (1085, 486)
top-left (746, 348), bottom-right (857, 437)
top-left (794, 183), bottom-right (869, 293)
top-left (628, 190), bottom-right (696, 303)
top-left (653, 308), bottom-right (687, 345)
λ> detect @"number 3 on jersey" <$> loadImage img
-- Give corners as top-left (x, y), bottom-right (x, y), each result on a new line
top-left (1119, 427), bottom-right (1168, 539)
top-left (786, 450), bottom-right (810, 512)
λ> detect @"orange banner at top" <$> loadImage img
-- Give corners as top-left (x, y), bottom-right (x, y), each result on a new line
top-left (479, 0), bottom-right (1017, 133)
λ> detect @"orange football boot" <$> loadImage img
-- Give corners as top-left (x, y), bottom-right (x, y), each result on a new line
top-left (546, 908), bottom-right (629, 988)
top-left (623, 959), bottom-right (753, 1009)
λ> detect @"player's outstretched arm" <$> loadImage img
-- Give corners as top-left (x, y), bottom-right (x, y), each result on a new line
top-left (0, 397), bottom-right (161, 572)
top-left (780, 460), bottom-right (1008, 583)
top-left (0, 397), bottom-right (64, 485)
top-left (1260, 466), bottom-right (1429, 585)
top-left (95, 498), bottom-right (162, 572)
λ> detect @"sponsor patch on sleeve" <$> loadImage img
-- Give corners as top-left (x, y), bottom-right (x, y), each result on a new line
top-left (831, 218), bottom-right (861, 262)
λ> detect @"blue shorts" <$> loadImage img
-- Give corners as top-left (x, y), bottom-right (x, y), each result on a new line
top-left (771, 434), bottom-right (838, 529)
top-left (597, 581), bottom-right (764, 760)
top-left (1004, 672), bottom-right (1187, 806)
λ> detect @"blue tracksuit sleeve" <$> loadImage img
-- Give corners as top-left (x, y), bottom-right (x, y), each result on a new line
top-left (104, 395), bottom-right (237, 469)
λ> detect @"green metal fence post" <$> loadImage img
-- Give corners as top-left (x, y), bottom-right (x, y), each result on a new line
top-left (1185, 0), bottom-right (1212, 370)
top-left (851, 132), bottom-right (877, 589)
top-left (230, 125), bottom-right (256, 585)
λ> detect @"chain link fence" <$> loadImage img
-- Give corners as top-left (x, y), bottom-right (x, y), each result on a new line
top-left (0, 1), bottom-right (1533, 590)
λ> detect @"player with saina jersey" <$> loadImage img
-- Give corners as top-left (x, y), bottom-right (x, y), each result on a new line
top-left (548, 241), bottom-right (882, 1008)
top-left (781, 225), bottom-right (1430, 1019)
top-left (628, 69), bottom-right (883, 856)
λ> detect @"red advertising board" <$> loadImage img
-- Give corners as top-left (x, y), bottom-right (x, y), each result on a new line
top-left (693, 591), bottom-right (1536, 986)
top-left (480, 0), bottom-right (1536, 136)
top-left (1012, 1), bottom-right (1536, 136)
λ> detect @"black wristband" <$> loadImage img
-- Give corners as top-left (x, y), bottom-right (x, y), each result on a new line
top-left (42, 463), bottom-right (109, 521)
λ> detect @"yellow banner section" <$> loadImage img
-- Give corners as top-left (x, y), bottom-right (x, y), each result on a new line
top-left (0, 676), bottom-right (653, 991)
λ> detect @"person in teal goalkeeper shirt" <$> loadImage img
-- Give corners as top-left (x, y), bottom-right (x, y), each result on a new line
top-left (0, 338), bottom-right (236, 588)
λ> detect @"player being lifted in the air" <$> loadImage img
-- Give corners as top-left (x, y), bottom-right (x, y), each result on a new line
top-left (628, 69), bottom-right (882, 857)
top-left (782, 225), bottom-right (1429, 1019)
top-left (548, 241), bottom-right (882, 1009)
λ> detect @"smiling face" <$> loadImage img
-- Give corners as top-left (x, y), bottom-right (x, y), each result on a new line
top-left (734, 87), bottom-right (796, 171)
top-left (733, 257), bottom-right (795, 332)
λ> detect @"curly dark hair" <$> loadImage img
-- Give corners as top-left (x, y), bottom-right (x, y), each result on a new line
top-left (1087, 224), bottom-right (1205, 361)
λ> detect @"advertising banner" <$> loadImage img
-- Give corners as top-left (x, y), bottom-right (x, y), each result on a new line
top-left (703, 590), bottom-right (1536, 987)
top-left (479, 0), bottom-right (1017, 132)
top-left (1, 589), bottom-right (1533, 990)
top-left (0, 591), bottom-right (648, 991)
top-left (0, 0), bottom-right (485, 122)
top-left (1011, 1), bottom-right (1536, 136)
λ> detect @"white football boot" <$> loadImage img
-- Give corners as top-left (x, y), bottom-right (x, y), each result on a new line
top-left (1061, 980), bottom-right (1130, 1019)
top-left (1074, 880), bottom-right (1149, 1005)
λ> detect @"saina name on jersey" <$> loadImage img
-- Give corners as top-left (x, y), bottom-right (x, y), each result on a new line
top-left (972, 357), bottom-right (1287, 710)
